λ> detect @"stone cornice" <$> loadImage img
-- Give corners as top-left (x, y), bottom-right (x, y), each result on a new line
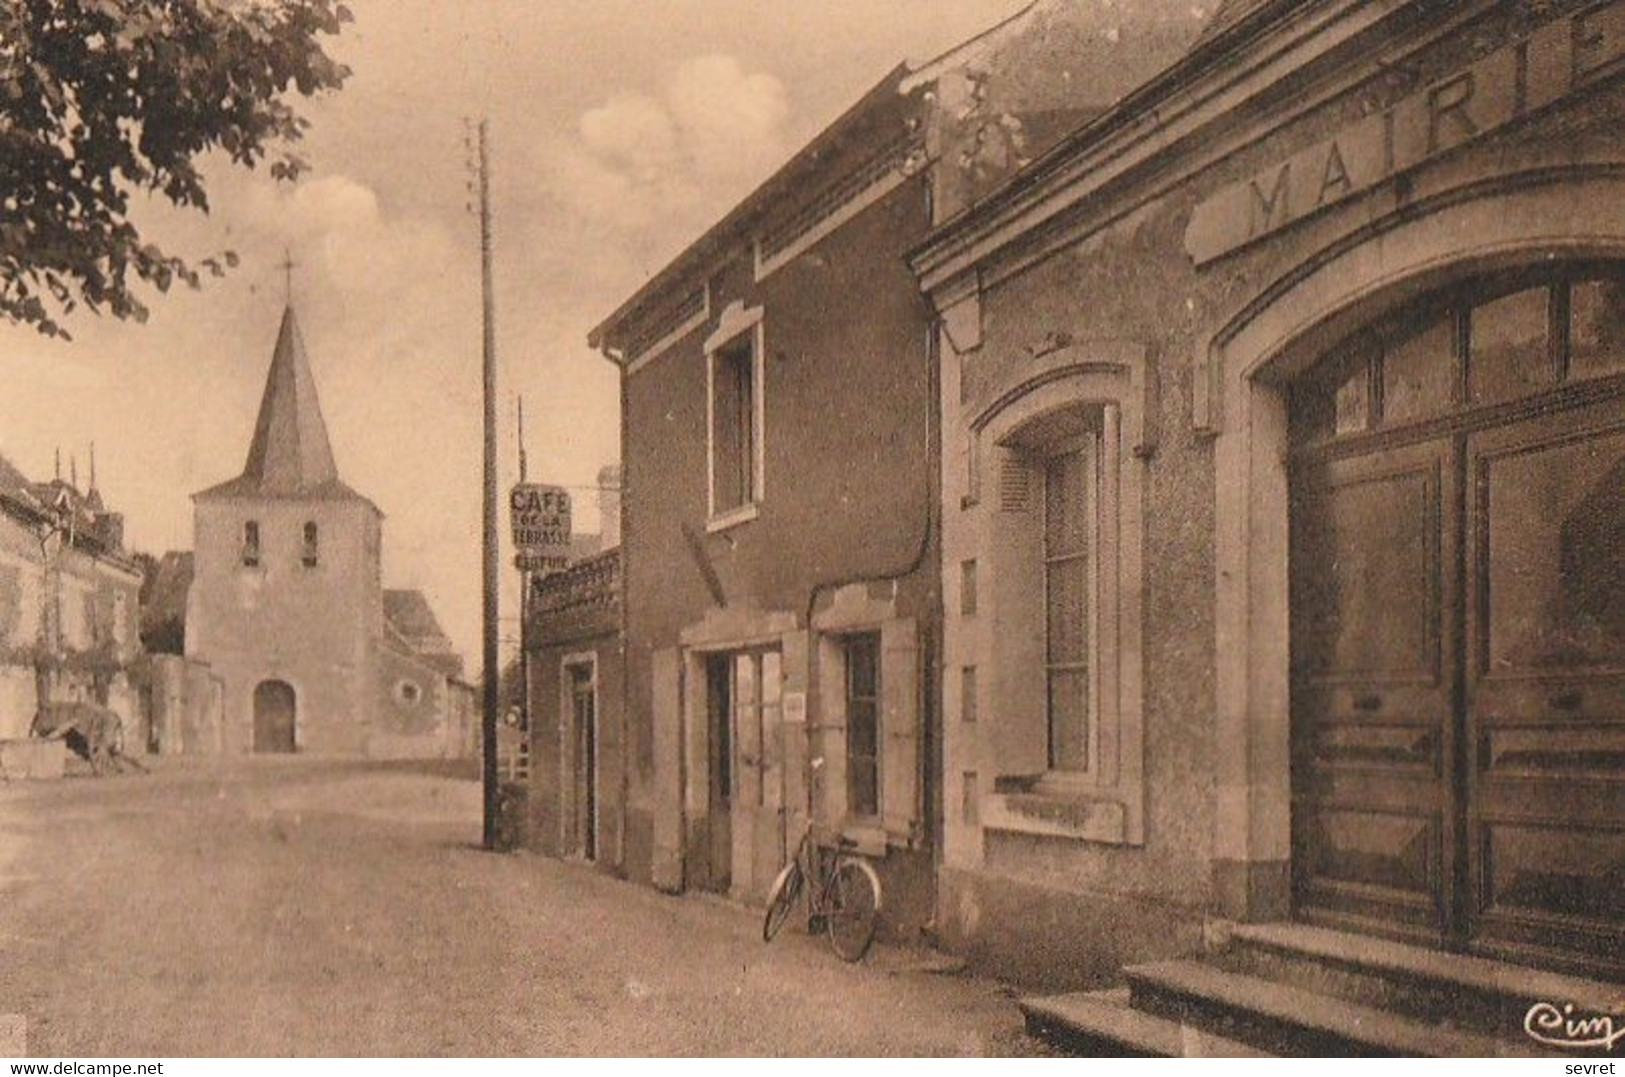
top-left (909, 0), bottom-right (1450, 295)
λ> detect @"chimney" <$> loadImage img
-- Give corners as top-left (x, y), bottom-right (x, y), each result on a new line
top-left (597, 464), bottom-right (622, 550)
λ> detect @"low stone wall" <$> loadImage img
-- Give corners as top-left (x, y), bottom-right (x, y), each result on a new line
top-left (0, 666), bottom-right (37, 741)
top-left (0, 738), bottom-right (64, 780)
top-left (147, 655), bottom-right (224, 755)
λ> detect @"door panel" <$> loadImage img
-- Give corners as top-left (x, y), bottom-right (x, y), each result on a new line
top-left (751, 651), bottom-right (785, 905)
top-left (1290, 438), bottom-right (1459, 941)
top-left (730, 652), bottom-right (760, 901)
top-left (1464, 400), bottom-right (1625, 968)
top-left (703, 655), bottom-right (732, 894)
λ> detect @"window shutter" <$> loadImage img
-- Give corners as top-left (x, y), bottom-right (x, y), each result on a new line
top-left (650, 647), bottom-right (683, 892)
top-left (988, 508), bottom-right (1050, 778)
top-left (879, 617), bottom-right (920, 843)
top-left (998, 456), bottom-right (1030, 512)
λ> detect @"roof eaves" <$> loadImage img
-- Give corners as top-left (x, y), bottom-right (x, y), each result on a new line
top-left (589, 64), bottom-right (914, 361)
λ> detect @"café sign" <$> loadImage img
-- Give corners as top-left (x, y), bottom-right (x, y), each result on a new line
top-left (1186, 2), bottom-right (1625, 265)
top-left (510, 483), bottom-right (571, 573)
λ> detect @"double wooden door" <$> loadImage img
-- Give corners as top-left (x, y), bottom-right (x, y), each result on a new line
top-left (1290, 393), bottom-right (1625, 974)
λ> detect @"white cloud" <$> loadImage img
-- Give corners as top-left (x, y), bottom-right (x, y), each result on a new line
top-left (548, 53), bottom-right (791, 243)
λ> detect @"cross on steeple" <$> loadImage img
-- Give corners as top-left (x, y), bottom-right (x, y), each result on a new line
top-left (279, 248), bottom-right (298, 305)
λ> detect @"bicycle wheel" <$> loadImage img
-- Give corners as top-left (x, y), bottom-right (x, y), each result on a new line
top-left (824, 856), bottom-right (882, 962)
top-left (762, 858), bottom-right (804, 943)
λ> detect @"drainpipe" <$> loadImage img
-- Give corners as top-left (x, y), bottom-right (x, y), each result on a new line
top-left (800, 310), bottom-right (941, 839)
top-left (602, 343), bottom-right (632, 878)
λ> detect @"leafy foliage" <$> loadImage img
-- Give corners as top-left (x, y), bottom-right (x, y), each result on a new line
top-left (0, 0), bottom-right (353, 338)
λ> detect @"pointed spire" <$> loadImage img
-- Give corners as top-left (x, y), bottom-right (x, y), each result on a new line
top-left (237, 305), bottom-right (341, 494)
top-left (85, 442), bottom-right (104, 513)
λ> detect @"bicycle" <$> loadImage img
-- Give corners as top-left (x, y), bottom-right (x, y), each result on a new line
top-left (761, 819), bottom-right (883, 962)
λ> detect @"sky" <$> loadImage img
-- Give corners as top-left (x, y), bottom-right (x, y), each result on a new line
top-left (0, 0), bottom-right (1029, 661)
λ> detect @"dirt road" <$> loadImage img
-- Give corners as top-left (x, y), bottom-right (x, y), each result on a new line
top-left (0, 758), bottom-right (1036, 1056)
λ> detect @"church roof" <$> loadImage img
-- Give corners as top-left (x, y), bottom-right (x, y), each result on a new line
top-left (383, 588), bottom-right (463, 677)
top-left (384, 589), bottom-right (450, 644)
top-left (196, 306), bottom-right (372, 504)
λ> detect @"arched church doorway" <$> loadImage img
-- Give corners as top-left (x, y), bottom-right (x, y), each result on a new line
top-left (1287, 265), bottom-right (1625, 975)
top-left (253, 680), bottom-right (298, 753)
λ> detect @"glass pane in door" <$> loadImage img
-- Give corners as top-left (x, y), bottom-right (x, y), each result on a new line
top-left (1483, 429), bottom-right (1625, 673)
top-left (1297, 471), bottom-right (1436, 679)
top-left (1382, 315), bottom-right (1456, 425)
top-left (1570, 278), bottom-right (1625, 381)
top-left (1469, 287), bottom-right (1554, 405)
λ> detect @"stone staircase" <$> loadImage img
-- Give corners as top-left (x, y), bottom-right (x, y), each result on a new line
top-left (1020, 922), bottom-right (1625, 1057)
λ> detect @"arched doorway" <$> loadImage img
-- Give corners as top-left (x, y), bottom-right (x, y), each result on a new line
top-left (253, 680), bottom-right (297, 753)
top-left (1287, 266), bottom-right (1625, 974)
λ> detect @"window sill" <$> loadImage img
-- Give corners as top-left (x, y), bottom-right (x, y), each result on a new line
top-left (982, 787), bottom-right (1129, 846)
top-left (706, 503), bottom-right (760, 533)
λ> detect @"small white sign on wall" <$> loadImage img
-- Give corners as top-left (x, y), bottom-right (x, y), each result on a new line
top-left (782, 691), bottom-right (806, 725)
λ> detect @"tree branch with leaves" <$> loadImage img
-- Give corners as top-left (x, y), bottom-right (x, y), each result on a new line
top-left (0, 0), bottom-right (352, 338)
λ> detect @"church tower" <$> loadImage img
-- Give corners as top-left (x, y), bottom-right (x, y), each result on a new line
top-left (187, 306), bottom-right (384, 754)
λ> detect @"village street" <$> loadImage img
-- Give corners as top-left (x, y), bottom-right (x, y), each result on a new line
top-left (0, 759), bottom-right (1040, 1057)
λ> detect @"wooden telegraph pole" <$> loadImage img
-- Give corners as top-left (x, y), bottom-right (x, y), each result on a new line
top-left (517, 396), bottom-right (531, 737)
top-left (478, 119), bottom-right (500, 850)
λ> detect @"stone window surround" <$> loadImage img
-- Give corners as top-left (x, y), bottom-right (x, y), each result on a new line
top-left (810, 583), bottom-right (921, 851)
top-left (959, 355), bottom-right (1147, 848)
top-left (704, 301), bottom-right (767, 533)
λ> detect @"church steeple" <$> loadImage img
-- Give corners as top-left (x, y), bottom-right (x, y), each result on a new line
top-left (196, 305), bottom-right (367, 504)
top-left (239, 305), bottom-right (339, 493)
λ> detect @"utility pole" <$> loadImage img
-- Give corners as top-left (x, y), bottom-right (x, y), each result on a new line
top-left (517, 396), bottom-right (530, 736)
top-left (478, 118), bottom-right (500, 850)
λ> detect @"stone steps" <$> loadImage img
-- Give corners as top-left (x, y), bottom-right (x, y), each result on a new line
top-left (1221, 922), bottom-right (1622, 1035)
top-left (1019, 922), bottom-right (1624, 1057)
top-left (1127, 959), bottom-right (1526, 1057)
top-left (1020, 987), bottom-right (1273, 1058)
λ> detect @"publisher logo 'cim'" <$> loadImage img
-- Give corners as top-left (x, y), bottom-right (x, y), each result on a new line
top-left (1524, 1002), bottom-right (1625, 1052)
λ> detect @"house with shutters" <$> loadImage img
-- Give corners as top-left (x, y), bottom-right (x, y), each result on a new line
top-left (584, 69), bottom-right (943, 934)
top-left (558, 0), bottom-right (1204, 941)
